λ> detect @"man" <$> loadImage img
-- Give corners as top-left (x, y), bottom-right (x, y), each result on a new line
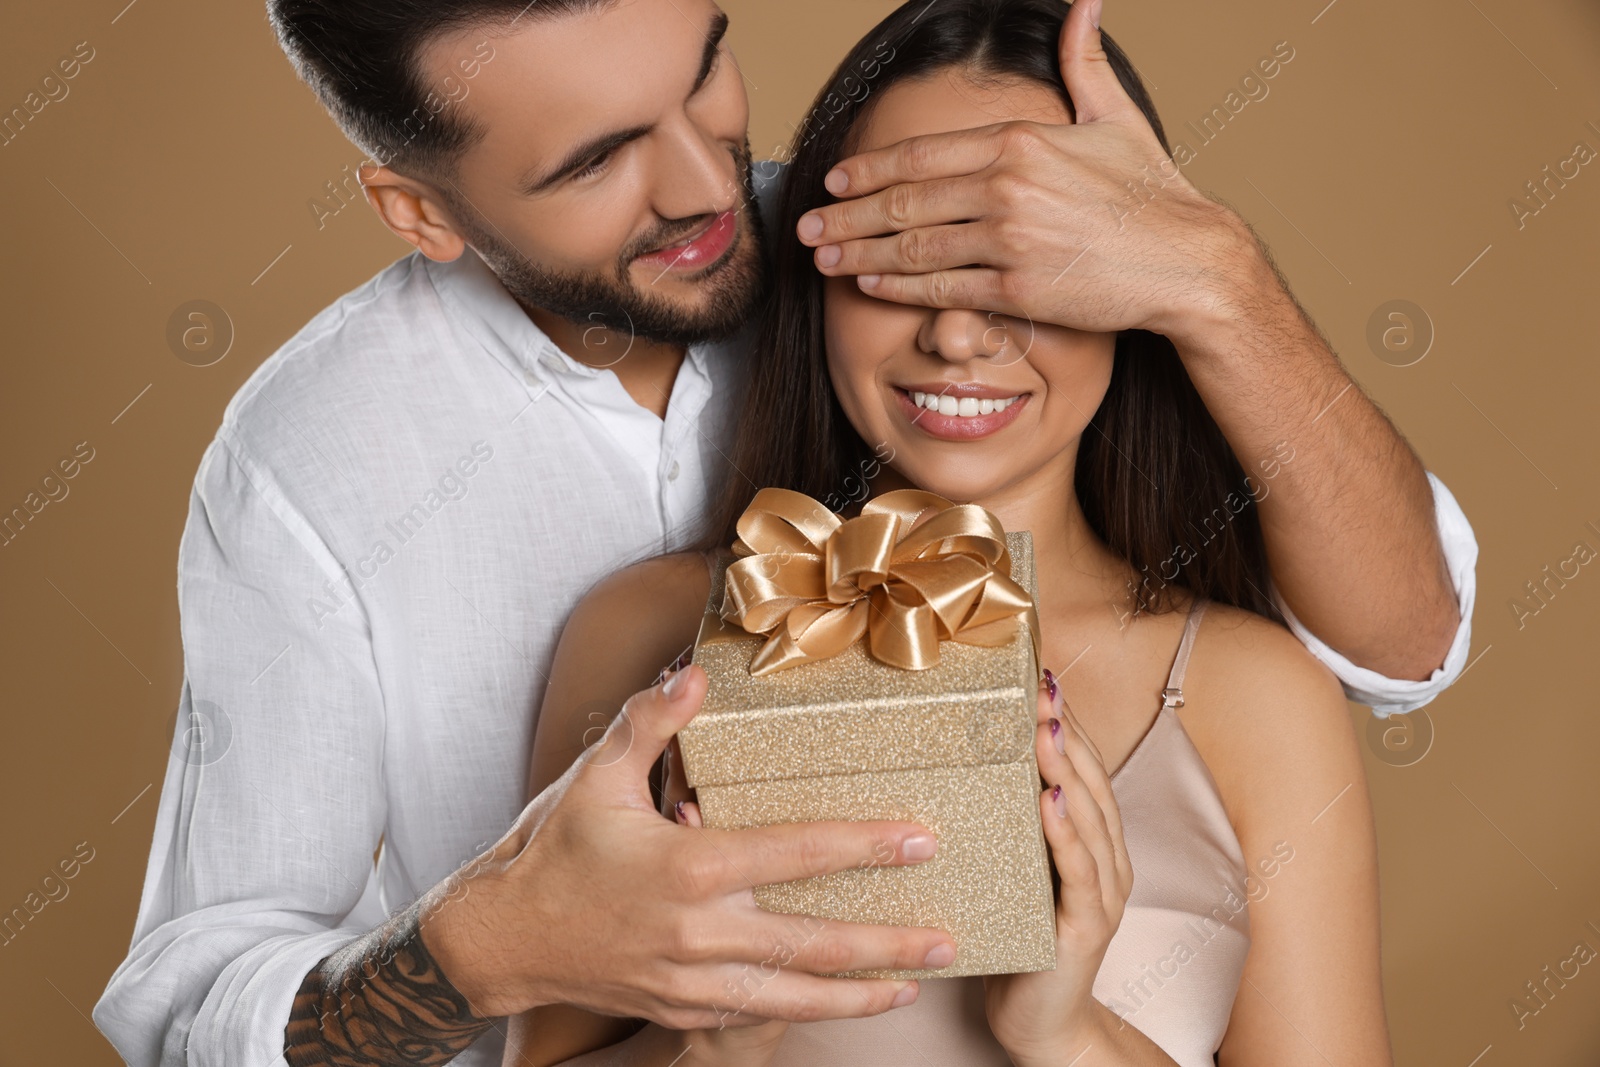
top-left (94, 0), bottom-right (1476, 1064)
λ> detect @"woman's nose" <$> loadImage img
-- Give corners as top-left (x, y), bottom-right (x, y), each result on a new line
top-left (917, 308), bottom-right (1012, 363)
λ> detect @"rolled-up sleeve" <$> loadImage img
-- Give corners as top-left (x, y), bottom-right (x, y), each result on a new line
top-left (93, 430), bottom-right (387, 1066)
top-left (1273, 470), bottom-right (1478, 718)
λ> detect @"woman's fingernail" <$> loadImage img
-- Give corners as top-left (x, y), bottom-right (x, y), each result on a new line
top-left (858, 274), bottom-right (881, 291)
top-left (1043, 668), bottom-right (1058, 703)
top-left (923, 943), bottom-right (956, 968)
top-left (1048, 718), bottom-right (1061, 739)
top-left (891, 982), bottom-right (918, 1008)
top-left (825, 169), bottom-right (850, 196)
top-left (1091, 0), bottom-right (1103, 31)
top-left (798, 213), bottom-right (824, 241)
top-left (1052, 784), bottom-right (1069, 818)
top-left (901, 833), bottom-right (938, 862)
top-left (663, 667), bottom-right (690, 700)
top-left (816, 244), bottom-right (842, 269)
top-left (674, 801), bottom-right (686, 824)
top-left (1053, 717), bottom-right (1067, 755)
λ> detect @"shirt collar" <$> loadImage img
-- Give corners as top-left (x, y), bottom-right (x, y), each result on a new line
top-left (425, 246), bottom-right (558, 383)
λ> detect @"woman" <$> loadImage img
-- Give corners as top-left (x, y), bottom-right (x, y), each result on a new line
top-left (505, 0), bottom-right (1390, 1063)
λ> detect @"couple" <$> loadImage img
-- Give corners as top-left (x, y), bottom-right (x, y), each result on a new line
top-left (94, 0), bottom-right (1475, 1065)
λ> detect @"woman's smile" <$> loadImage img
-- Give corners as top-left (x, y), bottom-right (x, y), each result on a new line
top-left (892, 385), bottom-right (1032, 441)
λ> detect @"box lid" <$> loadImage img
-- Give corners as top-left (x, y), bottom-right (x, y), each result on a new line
top-left (680, 531), bottom-right (1039, 788)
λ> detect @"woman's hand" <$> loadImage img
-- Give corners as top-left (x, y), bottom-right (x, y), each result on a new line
top-left (673, 998), bottom-right (790, 1066)
top-left (983, 674), bottom-right (1134, 1064)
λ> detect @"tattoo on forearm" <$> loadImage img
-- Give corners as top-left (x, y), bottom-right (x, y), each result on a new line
top-left (284, 900), bottom-right (491, 1066)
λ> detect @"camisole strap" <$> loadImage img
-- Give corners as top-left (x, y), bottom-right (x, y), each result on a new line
top-left (1160, 599), bottom-right (1209, 709)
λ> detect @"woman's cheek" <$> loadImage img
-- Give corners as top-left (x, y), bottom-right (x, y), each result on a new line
top-left (822, 276), bottom-right (879, 353)
top-left (1038, 338), bottom-right (1115, 416)
top-left (823, 281), bottom-right (895, 431)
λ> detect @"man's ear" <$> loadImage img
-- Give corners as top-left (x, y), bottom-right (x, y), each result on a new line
top-left (359, 163), bottom-right (469, 262)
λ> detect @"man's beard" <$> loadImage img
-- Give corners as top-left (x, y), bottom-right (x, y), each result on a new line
top-left (451, 140), bottom-right (769, 348)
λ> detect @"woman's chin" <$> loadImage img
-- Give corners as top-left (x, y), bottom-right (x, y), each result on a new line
top-left (885, 460), bottom-right (1015, 507)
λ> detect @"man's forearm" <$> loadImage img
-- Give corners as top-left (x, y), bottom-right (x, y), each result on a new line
top-left (1165, 216), bottom-right (1458, 680)
top-left (284, 898), bottom-right (492, 1066)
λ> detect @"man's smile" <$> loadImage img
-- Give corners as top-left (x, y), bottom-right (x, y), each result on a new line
top-left (632, 210), bottom-right (739, 274)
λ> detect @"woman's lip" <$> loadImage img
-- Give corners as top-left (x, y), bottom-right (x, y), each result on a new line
top-left (894, 387), bottom-right (1031, 441)
top-left (633, 211), bottom-right (739, 273)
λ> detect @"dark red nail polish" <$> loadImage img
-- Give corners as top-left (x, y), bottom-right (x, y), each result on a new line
top-left (1051, 784), bottom-right (1061, 801)
top-left (1043, 668), bottom-right (1058, 702)
top-left (674, 801), bottom-right (686, 823)
top-left (1049, 718), bottom-right (1061, 737)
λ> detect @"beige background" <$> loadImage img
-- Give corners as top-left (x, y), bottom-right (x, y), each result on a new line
top-left (2, 0), bottom-right (1598, 1061)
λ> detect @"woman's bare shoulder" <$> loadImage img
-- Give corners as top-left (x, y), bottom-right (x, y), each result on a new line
top-left (1188, 601), bottom-right (1342, 697)
top-left (1178, 601), bottom-right (1363, 840)
top-left (570, 552), bottom-right (713, 630)
top-left (529, 552), bottom-right (715, 796)
top-left (553, 552), bottom-right (714, 679)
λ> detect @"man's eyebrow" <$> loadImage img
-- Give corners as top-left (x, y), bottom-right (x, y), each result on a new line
top-left (521, 123), bottom-right (654, 194)
top-left (519, 11), bottom-right (729, 196)
top-left (692, 12), bottom-right (731, 95)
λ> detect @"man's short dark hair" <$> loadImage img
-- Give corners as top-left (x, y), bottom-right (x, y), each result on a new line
top-left (266, 0), bottom-right (613, 180)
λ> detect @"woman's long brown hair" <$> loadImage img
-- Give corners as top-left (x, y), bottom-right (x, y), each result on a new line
top-left (699, 0), bottom-right (1280, 621)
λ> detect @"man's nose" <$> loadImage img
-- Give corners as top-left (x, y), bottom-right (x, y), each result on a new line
top-left (652, 118), bottom-right (739, 221)
top-left (917, 308), bottom-right (1011, 363)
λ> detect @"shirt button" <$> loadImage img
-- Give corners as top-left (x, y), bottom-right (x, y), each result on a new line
top-left (667, 461), bottom-right (681, 482)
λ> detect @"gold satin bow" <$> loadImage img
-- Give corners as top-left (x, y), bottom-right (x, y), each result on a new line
top-left (720, 488), bottom-right (1042, 675)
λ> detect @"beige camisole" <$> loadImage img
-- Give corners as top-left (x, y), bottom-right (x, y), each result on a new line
top-left (768, 601), bottom-right (1249, 1066)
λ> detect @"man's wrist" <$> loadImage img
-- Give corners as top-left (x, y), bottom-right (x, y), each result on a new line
top-left (285, 897), bottom-right (493, 1066)
top-left (1150, 201), bottom-right (1293, 363)
top-left (414, 843), bottom-right (538, 1019)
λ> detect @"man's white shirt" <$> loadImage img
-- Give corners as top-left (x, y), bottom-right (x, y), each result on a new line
top-left (94, 236), bottom-right (1477, 1066)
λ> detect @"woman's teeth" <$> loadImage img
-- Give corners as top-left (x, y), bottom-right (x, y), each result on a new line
top-left (910, 391), bottom-right (1020, 417)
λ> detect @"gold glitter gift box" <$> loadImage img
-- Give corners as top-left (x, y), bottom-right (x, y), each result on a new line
top-left (677, 489), bottom-right (1057, 979)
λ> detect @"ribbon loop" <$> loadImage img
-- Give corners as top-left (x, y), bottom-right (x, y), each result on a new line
top-left (719, 489), bottom-right (1040, 675)
top-left (733, 487), bottom-right (840, 557)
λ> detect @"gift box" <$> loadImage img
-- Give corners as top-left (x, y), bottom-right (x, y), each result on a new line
top-left (678, 489), bottom-right (1056, 979)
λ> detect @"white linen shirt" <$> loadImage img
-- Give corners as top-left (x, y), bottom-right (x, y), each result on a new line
top-left (93, 233), bottom-right (1478, 1067)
